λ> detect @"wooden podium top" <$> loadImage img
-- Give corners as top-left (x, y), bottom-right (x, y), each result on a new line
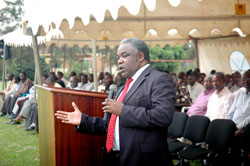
top-left (36, 85), bottom-right (108, 98)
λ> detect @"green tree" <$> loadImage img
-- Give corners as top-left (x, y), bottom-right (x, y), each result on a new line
top-left (0, 0), bottom-right (23, 35)
top-left (48, 43), bottom-right (57, 69)
top-left (50, 46), bottom-right (63, 68)
top-left (149, 44), bottom-right (187, 73)
top-left (6, 46), bottom-right (49, 80)
top-left (181, 43), bottom-right (197, 72)
top-left (67, 45), bottom-right (82, 71)
top-left (97, 46), bottom-right (118, 74)
top-left (79, 45), bottom-right (91, 73)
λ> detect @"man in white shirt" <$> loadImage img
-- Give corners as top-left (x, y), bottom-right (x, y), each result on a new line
top-left (226, 70), bottom-right (250, 135)
top-left (84, 74), bottom-right (94, 91)
top-left (187, 71), bottom-right (204, 103)
top-left (0, 73), bottom-right (15, 111)
top-left (78, 74), bottom-right (89, 90)
top-left (66, 76), bottom-right (81, 90)
top-left (57, 71), bottom-right (68, 86)
top-left (205, 72), bottom-right (234, 121)
top-left (226, 70), bottom-right (250, 166)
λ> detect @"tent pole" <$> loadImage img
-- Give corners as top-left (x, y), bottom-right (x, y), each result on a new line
top-left (92, 38), bottom-right (98, 92)
top-left (2, 45), bottom-right (6, 90)
top-left (194, 38), bottom-right (200, 69)
top-left (31, 34), bottom-right (42, 85)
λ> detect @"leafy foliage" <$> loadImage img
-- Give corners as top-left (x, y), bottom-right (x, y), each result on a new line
top-left (3, 46), bottom-right (50, 80)
top-left (149, 44), bottom-right (188, 73)
top-left (0, 0), bottom-right (23, 35)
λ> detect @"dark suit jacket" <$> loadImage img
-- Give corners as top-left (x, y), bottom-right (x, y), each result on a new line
top-left (76, 66), bottom-right (176, 166)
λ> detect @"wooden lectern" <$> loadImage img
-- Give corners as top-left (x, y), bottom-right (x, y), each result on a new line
top-left (36, 85), bottom-right (108, 166)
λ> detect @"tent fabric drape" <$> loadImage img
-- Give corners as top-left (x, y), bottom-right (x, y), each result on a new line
top-left (198, 36), bottom-right (250, 74)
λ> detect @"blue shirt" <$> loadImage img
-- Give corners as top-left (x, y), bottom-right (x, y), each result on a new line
top-left (226, 88), bottom-right (250, 129)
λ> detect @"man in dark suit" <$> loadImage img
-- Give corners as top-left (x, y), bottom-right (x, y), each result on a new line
top-left (55, 38), bottom-right (176, 166)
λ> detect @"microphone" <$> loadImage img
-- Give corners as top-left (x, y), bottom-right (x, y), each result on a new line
top-left (103, 84), bottom-right (117, 121)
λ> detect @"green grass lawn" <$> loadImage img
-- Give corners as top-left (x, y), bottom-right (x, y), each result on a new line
top-left (0, 116), bottom-right (39, 166)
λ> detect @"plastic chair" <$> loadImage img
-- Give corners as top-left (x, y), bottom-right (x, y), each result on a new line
top-left (178, 119), bottom-right (236, 166)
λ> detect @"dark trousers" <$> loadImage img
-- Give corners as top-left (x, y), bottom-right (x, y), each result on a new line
top-left (2, 94), bottom-right (22, 115)
top-left (2, 96), bottom-right (12, 114)
top-left (102, 150), bottom-right (120, 166)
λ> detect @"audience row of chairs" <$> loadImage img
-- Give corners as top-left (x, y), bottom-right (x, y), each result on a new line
top-left (168, 112), bottom-right (250, 166)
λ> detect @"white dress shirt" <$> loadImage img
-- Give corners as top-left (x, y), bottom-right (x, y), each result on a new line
top-left (187, 82), bottom-right (204, 103)
top-left (205, 87), bottom-right (234, 121)
top-left (113, 64), bottom-right (150, 151)
top-left (226, 88), bottom-right (250, 129)
top-left (84, 82), bottom-right (94, 91)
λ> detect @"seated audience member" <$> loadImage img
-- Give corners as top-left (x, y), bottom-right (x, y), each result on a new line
top-left (15, 75), bottom-right (62, 129)
top-left (50, 72), bottom-right (65, 87)
top-left (101, 73), bottom-right (114, 93)
top-left (78, 74), bottom-right (88, 90)
top-left (187, 75), bottom-right (215, 116)
top-left (186, 70), bottom-right (192, 78)
top-left (225, 70), bottom-right (250, 164)
top-left (178, 72), bottom-right (187, 85)
top-left (1, 72), bottom-right (33, 117)
top-left (210, 69), bottom-right (216, 75)
top-left (194, 68), bottom-right (200, 74)
top-left (46, 75), bottom-right (62, 88)
top-left (187, 71), bottom-right (205, 103)
top-left (230, 71), bottom-right (243, 94)
top-left (170, 73), bottom-right (177, 84)
top-left (66, 76), bottom-right (80, 90)
top-left (85, 74), bottom-right (94, 91)
top-left (114, 72), bottom-right (126, 88)
top-left (176, 72), bottom-right (192, 108)
top-left (49, 71), bottom-right (56, 77)
top-left (42, 74), bottom-right (49, 84)
top-left (198, 73), bottom-right (206, 85)
top-left (0, 76), bottom-right (20, 116)
top-left (66, 71), bottom-right (77, 87)
top-left (0, 73), bottom-right (15, 111)
top-left (98, 72), bottom-right (104, 85)
top-left (56, 79), bottom-right (65, 88)
top-left (205, 72), bottom-right (234, 121)
top-left (7, 85), bottom-right (36, 125)
top-left (57, 71), bottom-right (67, 86)
top-left (69, 71), bottom-right (77, 77)
top-left (77, 72), bottom-right (84, 81)
top-left (98, 72), bottom-right (108, 93)
top-left (225, 74), bottom-right (232, 88)
top-left (226, 70), bottom-right (250, 136)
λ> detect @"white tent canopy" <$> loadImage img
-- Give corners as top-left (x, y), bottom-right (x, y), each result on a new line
top-left (23, 0), bottom-right (250, 40)
top-left (20, 0), bottom-right (250, 74)
top-left (2, 28), bottom-right (63, 47)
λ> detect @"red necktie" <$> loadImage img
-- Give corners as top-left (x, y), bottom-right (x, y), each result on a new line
top-left (106, 78), bottom-right (133, 152)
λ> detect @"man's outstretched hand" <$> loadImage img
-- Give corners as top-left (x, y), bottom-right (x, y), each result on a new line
top-left (55, 102), bottom-right (82, 125)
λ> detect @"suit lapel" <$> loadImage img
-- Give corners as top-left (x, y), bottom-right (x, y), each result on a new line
top-left (123, 66), bottom-right (152, 104)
